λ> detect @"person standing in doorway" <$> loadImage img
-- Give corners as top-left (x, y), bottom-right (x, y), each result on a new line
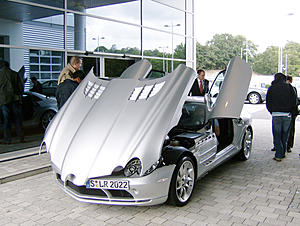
top-left (286, 75), bottom-right (299, 153)
top-left (58, 56), bottom-right (82, 85)
top-left (190, 69), bottom-right (209, 96)
top-left (266, 73), bottom-right (297, 162)
top-left (30, 77), bottom-right (42, 93)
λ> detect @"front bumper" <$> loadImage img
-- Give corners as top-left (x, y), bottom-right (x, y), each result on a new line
top-left (53, 164), bottom-right (176, 206)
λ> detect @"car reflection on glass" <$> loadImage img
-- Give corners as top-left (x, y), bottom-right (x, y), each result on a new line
top-left (0, 91), bottom-right (57, 132)
top-left (43, 57), bottom-right (253, 206)
top-left (41, 79), bottom-right (58, 97)
top-left (22, 91), bottom-right (57, 131)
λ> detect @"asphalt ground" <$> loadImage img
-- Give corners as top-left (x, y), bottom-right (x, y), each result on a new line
top-left (0, 103), bottom-right (300, 225)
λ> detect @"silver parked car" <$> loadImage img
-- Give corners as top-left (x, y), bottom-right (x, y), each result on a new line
top-left (22, 91), bottom-right (58, 130)
top-left (247, 86), bottom-right (267, 104)
top-left (42, 57), bottom-right (253, 206)
top-left (210, 69), bottom-right (267, 104)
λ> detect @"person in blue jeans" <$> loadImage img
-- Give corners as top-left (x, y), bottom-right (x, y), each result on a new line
top-left (266, 73), bottom-right (297, 162)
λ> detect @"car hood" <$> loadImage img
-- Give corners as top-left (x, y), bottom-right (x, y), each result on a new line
top-left (43, 60), bottom-right (196, 185)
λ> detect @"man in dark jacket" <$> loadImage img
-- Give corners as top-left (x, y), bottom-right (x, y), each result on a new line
top-left (266, 73), bottom-right (297, 161)
top-left (190, 69), bottom-right (209, 96)
top-left (0, 60), bottom-right (15, 144)
top-left (286, 75), bottom-right (299, 153)
top-left (56, 70), bottom-right (85, 110)
top-left (0, 60), bottom-right (24, 144)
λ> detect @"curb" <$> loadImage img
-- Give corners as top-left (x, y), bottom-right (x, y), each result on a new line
top-left (0, 146), bottom-right (41, 162)
top-left (0, 165), bottom-right (52, 184)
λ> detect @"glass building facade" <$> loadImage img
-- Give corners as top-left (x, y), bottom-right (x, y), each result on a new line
top-left (0, 0), bottom-right (195, 83)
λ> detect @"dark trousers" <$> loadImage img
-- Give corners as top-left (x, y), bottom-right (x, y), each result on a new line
top-left (0, 101), bottom-right (24, 143)
top-left (288, 116), bottom-right (296, 149)
top-left (1, 104), bottom-right (11, 143)
top-left (272, 116), bottom-right (291, 159)
top-left (11, 101), bottom-right (24, 141)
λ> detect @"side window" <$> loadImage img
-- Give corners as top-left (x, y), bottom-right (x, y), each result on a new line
top-left (51, 81), bottom-right (58, 87)
top-left (209, 70), bottom-right (225, 98)
top-left (209, 70), bottom-right (225, 106)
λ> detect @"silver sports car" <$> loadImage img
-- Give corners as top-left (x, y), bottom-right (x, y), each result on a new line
top-left (42, 57), bottom-right (253, 206)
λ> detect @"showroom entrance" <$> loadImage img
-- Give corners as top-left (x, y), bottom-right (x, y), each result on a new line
top-left (67, 52), bottom-right (136, 78)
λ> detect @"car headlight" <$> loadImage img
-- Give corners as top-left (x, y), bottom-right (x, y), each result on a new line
top-left (124, 158), bottom-right (142, 177)
top-left (143, 157), bottom-right (164, 176)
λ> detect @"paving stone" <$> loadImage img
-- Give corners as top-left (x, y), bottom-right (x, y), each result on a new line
top-left (255, 206), bottom-right (275, 213)
top-left (162, 220), bottom-right (189, 226)
top-left (243, 219), bottom-right (259, 226)
top-left (231, 210), bottom-right (252, 219)
top-left (150, 216), bottom-right (167, 224)
top-left (291, 217), bottom-right (300, 224)
top-left (250, 214), bottom-right (266, 223)
top-left (258, 210), bottom-right (280, 219)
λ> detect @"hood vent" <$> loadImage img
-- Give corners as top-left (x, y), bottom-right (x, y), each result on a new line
top-left (129, 81), bottom-right (165, 101)
top-left (84, 81), bottom-right (106, 100)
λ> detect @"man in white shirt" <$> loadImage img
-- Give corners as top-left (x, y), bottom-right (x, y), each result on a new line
top-left (190, 69), bottom-right (209, 96)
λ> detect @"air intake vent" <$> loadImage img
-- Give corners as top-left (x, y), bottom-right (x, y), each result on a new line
top-left (84, 81), bottom-right (106, 99)
top-left (129, 81), bottom-right (165, 101)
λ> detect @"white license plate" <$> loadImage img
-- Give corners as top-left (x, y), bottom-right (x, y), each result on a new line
top-left (86, 179), bottom-right (129, 190)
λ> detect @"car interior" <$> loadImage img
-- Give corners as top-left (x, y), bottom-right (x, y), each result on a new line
top-left (215, 118), bottom-right (234, 152)
top-left (166, 101), bottom-right (234, 152)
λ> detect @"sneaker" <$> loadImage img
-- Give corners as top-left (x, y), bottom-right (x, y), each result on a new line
top-left (273, 157), bottom-right (282, 162)
top-left (287, 148), bottom-right (292, 153)
top-left (271, 148), bottom-right (275, 152)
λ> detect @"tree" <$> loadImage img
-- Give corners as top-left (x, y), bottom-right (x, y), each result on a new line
top-left (252, 46), bottom-right (279, 75)
top-left (174, 43), bottom-right (186, 60)
top-left (94, 46), bottom-right (108, 52)
top-left (196, 33), bottom-right (257, 70)
top-left (283, 41), bottom-right (300, 76)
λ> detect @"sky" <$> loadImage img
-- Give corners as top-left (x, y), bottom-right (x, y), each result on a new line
top-left (195, 0), bottom-right (300, 52)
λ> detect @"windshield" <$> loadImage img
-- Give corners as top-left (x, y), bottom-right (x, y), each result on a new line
top-left (177, 101), bottom-right (206, 131)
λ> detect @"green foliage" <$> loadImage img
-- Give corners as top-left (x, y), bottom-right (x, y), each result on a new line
top-left (283, 41), bottom-right (300, 76)
top-left (252, 41), bottom-right (300, 76)
top-left (252, 46), bottom-right (278, 75)
top-left (196, 33), bottom-right (257, 70)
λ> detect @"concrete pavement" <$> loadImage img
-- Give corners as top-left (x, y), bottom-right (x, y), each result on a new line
top-left (0, 104), bottom-right (300, 225)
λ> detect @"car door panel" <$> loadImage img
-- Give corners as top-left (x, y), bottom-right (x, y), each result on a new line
top-left (207, 57), bottom-right (252, 120)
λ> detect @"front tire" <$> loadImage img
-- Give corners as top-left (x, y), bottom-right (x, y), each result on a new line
top-left (40, 110), bottom-right (56, 131)
top-left (239, 128), bottom-right (252, 160)
top-left (168, 156), bottom-right (196, 206)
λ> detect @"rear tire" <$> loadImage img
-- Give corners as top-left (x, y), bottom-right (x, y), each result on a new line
top-left (168, 156), bottom-right (195, 206)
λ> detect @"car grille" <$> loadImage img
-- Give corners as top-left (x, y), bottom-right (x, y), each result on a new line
top-left (56, 173), bottom-right (134, 199)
